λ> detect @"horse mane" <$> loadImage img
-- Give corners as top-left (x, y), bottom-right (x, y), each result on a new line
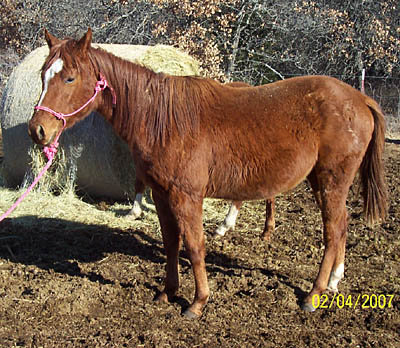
top-left (84, 46), bottom-right (219, 147)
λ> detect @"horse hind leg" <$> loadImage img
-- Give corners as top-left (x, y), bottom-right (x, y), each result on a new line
top-left (302, 160), bottom-right (360, 312)
top-left (326, 210), bottom-right (347, 292)
top-left (128, 179), bottom-right (146, 219)
top-left (261, 198), bottom-right (275, 241)
top-left (307, 169), bottom-right (322, 209)
top-left (214, 200), bottom-right (242, 237)
top-left (306, 169), bottom-right (347, 292)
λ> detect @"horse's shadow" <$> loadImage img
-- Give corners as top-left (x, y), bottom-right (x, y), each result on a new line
top-left (0, 215), bottom-right (165, 285)
top-left (0, 216), bottom-right (307, 311)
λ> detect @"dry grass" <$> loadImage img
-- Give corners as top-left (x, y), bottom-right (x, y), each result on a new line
top-left (0, 182), bottom-right (240, 238)
top-left (0, 189), bottom-right (154, 231)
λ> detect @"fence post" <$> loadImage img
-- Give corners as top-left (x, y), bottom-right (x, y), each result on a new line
top-left (360, 68), bottom-right (365, 94)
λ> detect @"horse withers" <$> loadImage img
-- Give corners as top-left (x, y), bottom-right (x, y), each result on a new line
top-left (29, 29), bottom-right (387, 318)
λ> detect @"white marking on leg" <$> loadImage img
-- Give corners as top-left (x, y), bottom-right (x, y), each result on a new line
top-left (327, 263), bottom-right (344, 292)
top-left (128, 193), bottom-right (143, 219)
top-left (214, 203), bottom-right (239, 236)
top-left (37, 58), bottom-right (64, 106)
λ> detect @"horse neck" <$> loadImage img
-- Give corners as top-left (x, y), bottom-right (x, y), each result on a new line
top-left (90, 48), bottom-right (155, 146)
top-left (90, 47), bottom-right (210, 151)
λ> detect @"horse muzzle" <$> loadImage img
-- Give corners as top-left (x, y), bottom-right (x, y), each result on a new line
top-left (28, 114), bottom-right (60, 146)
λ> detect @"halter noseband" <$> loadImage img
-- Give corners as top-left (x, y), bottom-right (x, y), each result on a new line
top-left (34, 73), bottom-right (116, 160)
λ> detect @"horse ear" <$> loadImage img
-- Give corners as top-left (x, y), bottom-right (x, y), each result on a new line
top-left (77, 28), bottom-right (92, 55)
top-left (44, 29), bottom-right (61, 48)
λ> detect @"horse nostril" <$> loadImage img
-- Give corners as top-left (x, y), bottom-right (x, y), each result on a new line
top-left (36, 125), bottom-right (46, 141)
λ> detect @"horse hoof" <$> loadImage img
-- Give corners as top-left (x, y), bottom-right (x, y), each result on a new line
top-left (301, 302), bottom-right (317, 313)
top-left (261, 233), bottom-right (271, 242)
top-left (183, 309), bottom-right (200, 319)
top-left (214, 225), bottom-right (227, 237)
top-left (127, 210), bottom-right (142, 220)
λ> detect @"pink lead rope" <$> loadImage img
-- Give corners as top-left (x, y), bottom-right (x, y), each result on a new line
top-left (0, 73), bottom-right (116, 222)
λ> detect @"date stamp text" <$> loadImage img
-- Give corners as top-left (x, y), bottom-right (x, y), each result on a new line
top-left (312, 294), bottom-right (395, 310)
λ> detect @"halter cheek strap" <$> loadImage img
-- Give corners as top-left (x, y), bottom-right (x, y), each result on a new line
top-left (0, 73), bottom-right (116, 222)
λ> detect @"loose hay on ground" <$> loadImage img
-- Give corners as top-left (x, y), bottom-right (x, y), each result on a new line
top-left (0, 184), bottom-right (238, 237)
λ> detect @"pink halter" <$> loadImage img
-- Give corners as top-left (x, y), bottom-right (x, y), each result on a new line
top-left (35, 73), bottom-right (116, 161)
top-left (0, 73), bottom-right (116, 222)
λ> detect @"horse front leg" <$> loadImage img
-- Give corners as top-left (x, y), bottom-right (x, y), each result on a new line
top-left (152, 191), bottom-right (182, 303)
top-left (181, 201), bottom-right (209, 318)
top-left (153, 189), bottom-right (209, 318)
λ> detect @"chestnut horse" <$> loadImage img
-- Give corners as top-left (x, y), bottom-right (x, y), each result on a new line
top-left (29, 29), bottom-right (387, 318)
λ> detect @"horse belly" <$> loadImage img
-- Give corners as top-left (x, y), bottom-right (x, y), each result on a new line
top-left (207, 145), bottom-right (318, 201)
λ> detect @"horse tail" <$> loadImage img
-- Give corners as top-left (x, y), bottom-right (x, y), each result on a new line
top-left (359, 96), bottom-right (388, 225)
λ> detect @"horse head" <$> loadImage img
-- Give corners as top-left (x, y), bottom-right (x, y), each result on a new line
top-left (28, 28), bottom-right (104, 146)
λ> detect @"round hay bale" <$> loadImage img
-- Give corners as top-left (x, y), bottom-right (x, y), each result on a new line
top-left (0, 44), bottom-right (199, 199)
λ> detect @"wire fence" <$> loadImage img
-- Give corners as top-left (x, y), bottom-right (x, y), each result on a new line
top-left (363, 76), bottom-right (399, 136)
top-left (364, 77), bottom-right (400, 117)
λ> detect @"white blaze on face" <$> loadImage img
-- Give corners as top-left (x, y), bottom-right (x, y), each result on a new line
top-left (37, 58), bottom-right (64, 106)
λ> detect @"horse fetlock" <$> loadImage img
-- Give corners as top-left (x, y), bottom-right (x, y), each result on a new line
top-left (155, 290), bottom-right (177, 304)
top-left (214, 203), bottom-right (240, 237)
top-left (261, 226), bottom-right (273, 241)
top-left (327, 263), bottom-right (344, 292)
top-left (128, 201), bottom-right (142, 219)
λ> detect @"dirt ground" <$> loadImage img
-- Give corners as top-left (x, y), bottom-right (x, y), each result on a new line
top-left (0, 141), bottom-right (399, 348)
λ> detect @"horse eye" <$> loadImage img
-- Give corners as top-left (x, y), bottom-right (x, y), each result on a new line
top-left (65, 77), bottom-right (75, 84)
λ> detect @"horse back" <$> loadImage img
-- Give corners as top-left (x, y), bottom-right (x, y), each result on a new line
top-left (202, 76), bottom-right (376, 200)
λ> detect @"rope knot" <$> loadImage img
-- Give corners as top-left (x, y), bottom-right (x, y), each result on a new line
top-left (96, 79), bottom-right (107, 92)
top-left (43, 142), bottom-right (59, 161)
top-left (99, 73), bottom-right (117, 105)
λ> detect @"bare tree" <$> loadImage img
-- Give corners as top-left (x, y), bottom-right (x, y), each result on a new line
top-left (1, 0), bottom-right (399, 93)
